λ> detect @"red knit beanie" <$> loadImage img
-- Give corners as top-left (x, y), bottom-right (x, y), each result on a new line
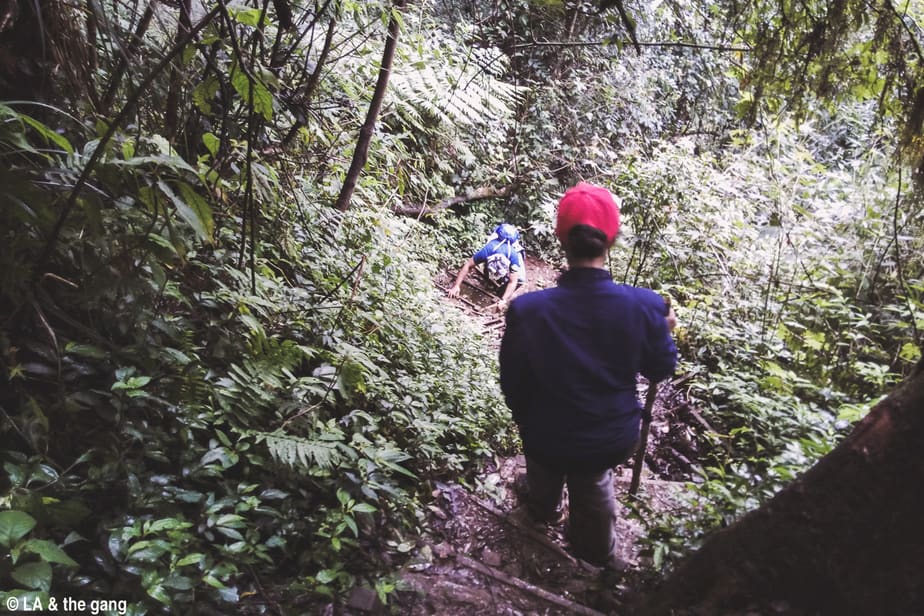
top-left (555, 182), bottom-right (621, 243)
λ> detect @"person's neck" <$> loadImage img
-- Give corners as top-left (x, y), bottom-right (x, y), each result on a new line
top-left (567, 255), bottom-right (607, 270)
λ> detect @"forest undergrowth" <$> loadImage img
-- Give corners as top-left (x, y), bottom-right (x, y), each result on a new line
top-left (2, 0), bottom-right (924, 613)
top-left (3, 93), bottom-right (922, 616)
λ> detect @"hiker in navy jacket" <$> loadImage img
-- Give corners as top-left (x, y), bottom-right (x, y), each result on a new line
top-left (500, 182), bottom-right (677, 569)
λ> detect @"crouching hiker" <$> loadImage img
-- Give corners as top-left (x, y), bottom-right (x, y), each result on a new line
top-left (447, 223), bottom-right (526, 309)
top-left (499, 183), bottom-right (677, 570)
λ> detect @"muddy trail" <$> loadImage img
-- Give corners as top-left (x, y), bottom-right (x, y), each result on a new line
top-left (360, 256), bottom-right (707, 615)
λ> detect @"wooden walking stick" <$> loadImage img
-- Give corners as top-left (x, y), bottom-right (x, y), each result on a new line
top-left (628, 294), bottom-right (674, 494)
top-left (629, 379), bottom-right (659, 496)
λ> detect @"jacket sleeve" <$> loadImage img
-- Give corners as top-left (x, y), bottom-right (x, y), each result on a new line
top-left (639, 290), bottom-right (678, 383)
top-left (499, 300), bottom-right (531, 423)
top-left (472, 242), bottom-right (491, 264)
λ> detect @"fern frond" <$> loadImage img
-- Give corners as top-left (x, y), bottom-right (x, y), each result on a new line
top-left (253, 430), bottom-right (345, 470)
top-left (389, 46), bottom-right (524, 131)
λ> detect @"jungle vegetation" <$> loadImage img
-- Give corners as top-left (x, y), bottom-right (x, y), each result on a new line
top-left (1, 0), bottom-right (922, 613)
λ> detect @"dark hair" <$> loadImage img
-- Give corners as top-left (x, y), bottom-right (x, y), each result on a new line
top-left (565, 224), bottom-right (608, 259)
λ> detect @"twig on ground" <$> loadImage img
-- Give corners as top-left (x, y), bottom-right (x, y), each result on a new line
top-left (473, 498), bottom-right (581, 567)
top-left (462, 279), bottom-right (496, 298)
top-left (434, 281), bottom-right (484, 314)
top-left (684, 405), bottom-right (733, 454)
top-left (455, 554), bottom-right (608, 616)
top-left (246, 564), bottom-right (283, 615)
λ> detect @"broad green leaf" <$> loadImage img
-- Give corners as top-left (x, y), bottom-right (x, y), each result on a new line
top-left (146, 518), bottom-right (192, 534)
top-left (11, 561), bottom-right (52, 592)
top-left (19, 114), bottom-right (74, 154)
top-left (202, 132), bottom-right (220, 157)
top-left (111, 154), bottom-right (196, 174)
top-left (146, 583), bottom-right (171, 605)
top-left (21, 539), bottom-right (79, 567)
top-left (230, 7), bottom-right (264, 26)
top-left (0, 510), bottom-right (36, 548)
top-left (112, 376), bottom-right (151, 391)
top-left (344, 516), bottom-right (358, 537)
top-left (899, 342), bottom-right (921, 363)
top-left (203, 574), bottom-right (226, 589)
top-left (230, 65), bottom-right (274, 121)
top-left (146, 233), bottom-right (179, 256)
top-left (176, 553), bottom-right (205, 567)
top-left (193, 76), bottom-right (220, 114)
top-left (163, 573), bottom-right (194, 590)
top-left (225, 540), bottom-right (247, 553)
top-left (40, 498), bottom-right (91, 527)
top-left (215, 527), bottom-right (244, 541)
top-left (127, 540), bottom-right (169, 562)
top-left (64, 343), bottom-right (108, 359)
top-left (316, 569), bottom-right (338, 584)
top-left (213, 513), bottom-right (245, 528)
top-left (803, 330), bottom-right (825, 351)
top-left (158, 180), bottom-right (213, 242)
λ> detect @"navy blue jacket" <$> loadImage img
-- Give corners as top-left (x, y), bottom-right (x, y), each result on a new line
top-left (499, 267), bottom-right (677, 472)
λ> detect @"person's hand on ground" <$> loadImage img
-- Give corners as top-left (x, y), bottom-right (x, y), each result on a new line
top-left (447, 284), bottom-right (461, 298)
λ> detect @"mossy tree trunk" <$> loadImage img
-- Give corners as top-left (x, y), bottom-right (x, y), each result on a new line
top-left (632, 357), bottom-right (924, 615)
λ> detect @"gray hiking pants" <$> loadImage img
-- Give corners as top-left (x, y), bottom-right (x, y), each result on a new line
top-left (525, 455), bottom-right (624, 566)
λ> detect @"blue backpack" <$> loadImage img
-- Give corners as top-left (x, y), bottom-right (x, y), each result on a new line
top-left (485, 224), bottom-right (522, 286)
top-left (494, 223), bottom-right (520, 243)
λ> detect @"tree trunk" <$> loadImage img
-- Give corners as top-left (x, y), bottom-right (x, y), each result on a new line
top-left (631, 359), bottom-right (924, 615)
top-left (334, 0), bottom-right (406, 212)
top-left (0, 0), bottom-right (88, 104)
top-left (280, 13), bottom-right (338, 148)
top-left (165, 0), bottom-right (192, 142)
top-left (101, 2), bottom-right (155, 109)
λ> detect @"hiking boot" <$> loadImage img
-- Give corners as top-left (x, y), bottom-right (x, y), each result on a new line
top-left (569, 535), bottom-right (630, 572)
top-left (513, 474), bottom-right (566, 525)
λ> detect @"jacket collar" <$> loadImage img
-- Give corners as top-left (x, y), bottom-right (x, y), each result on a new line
top-left (559, 267), bottom-right (612, 285)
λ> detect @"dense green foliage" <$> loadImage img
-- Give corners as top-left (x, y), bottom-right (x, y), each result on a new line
top-left (1, 0), bottom-right (923, 611)
top-left (613, 117), bottom-right (923, 564)
top-left (0, 99), bottom-right (514, 610)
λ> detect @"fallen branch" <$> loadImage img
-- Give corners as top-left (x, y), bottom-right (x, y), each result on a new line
top-left (455, 554), bottom-right (608, 616)
top-left (393, 185), bottom-right (513, 217)
top-left (671, 372), bottom-right (696, 388)
top-left (473, 498), bottom-right (580, 567)
top-left (434, 281), bottom-right (484, 314)
top-left (684, 405), bottom-right (733, 454)
top-left (462, 279), bottom-right (495, 298)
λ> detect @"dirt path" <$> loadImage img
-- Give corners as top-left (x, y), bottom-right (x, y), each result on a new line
top-left (433, 254), bottom-right (564, 347)
top-left (395, 456), bottom-right (682, 615)
top-left (384, 256), bottom-right (704, 615)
